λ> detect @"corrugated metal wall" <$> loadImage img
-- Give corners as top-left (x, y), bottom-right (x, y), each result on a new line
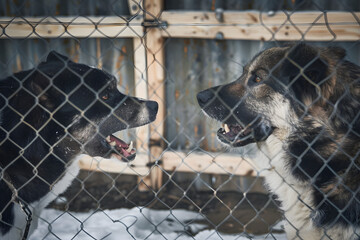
top-left (0, 0), bottom-right (359, 152)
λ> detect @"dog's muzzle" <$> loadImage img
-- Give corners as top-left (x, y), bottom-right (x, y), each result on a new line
top-left (217, 118), bottom-right (274, 147)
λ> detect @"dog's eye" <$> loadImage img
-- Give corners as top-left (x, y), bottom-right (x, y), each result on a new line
top-left (102, 94), bottom-right (109, 100)
top-left (254, 75), bottom-right (262, 83)
top-left (249, 74), bottom-right (262, 86)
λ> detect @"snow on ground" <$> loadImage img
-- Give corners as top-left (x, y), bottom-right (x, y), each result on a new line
top-left (30, 208), bottom-right (287, 240)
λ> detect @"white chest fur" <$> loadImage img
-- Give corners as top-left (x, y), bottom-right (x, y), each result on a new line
top-left (1, 154), bottom-right (83, 240)
top-left (238, 135), bottom-right (360, 239)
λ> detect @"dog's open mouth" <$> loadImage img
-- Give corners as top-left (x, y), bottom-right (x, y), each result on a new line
top-left (217, 119), bottom-right (274, 147)
top-left (106, 134), bottom-right (136, 161)
top-left (217, 123), bottom-right (254, 146)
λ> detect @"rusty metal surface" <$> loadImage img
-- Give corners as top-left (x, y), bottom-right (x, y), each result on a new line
top-left (0, 0), bottom-right (359, 152)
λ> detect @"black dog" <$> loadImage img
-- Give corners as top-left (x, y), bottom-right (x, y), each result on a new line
top-left (0, 51), bottom-right (158, 239)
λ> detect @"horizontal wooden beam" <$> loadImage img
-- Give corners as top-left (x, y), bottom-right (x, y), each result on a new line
top-left (78, 154), bottom-right (149, 176)
top-left (162, 151), bottom-right (256, 176)
top-left (0, 11), bottom-right (358, 41)
top-left (0, 16), bottom-right (143, 39)
top-left (78, 151), bottom-right (257, 176)
top-left (160, 11), bottom-right (360, 41)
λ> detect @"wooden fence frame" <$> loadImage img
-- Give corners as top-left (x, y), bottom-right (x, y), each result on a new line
top-left (1, 0), bottom-right (359, 189)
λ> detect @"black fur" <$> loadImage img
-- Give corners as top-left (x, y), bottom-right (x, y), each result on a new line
top-left (197, 43), bottom-right (360, 238)
top-left (283, 44), bottom-right (360, 227)
top-left (0, 51), bottom-right (158, 237)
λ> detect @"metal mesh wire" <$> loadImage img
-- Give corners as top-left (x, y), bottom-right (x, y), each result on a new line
top-left (0, 0), bottom-right (360, 239)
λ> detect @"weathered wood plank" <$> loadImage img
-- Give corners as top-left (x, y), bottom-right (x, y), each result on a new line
top-left (160, 11), bottom-right (360, 41)
top-left (128, 0), bottom-right (149, 154)
top-left (1, 11), bottom-right (358, 41)
top-left (127, 0), bottom-right (154, 188)
top-left (133, 39), bottom-right (150, 153)
top-left (143, 0), bottom-right (165, 190)
top-left (161, 11), bottom-right (360, 25)
top-left (78, 154), bottom-right (149, 176)
top-left (0, 16), bottom-right (142, 38)
top-left (162, 24), bottom-right (360, 41)
top-left (145, 0), bottom-right (163, 19)
top-left (78, 151), bottom-right (257, 177)
top-left (162, 151), bottom-right (257, 176)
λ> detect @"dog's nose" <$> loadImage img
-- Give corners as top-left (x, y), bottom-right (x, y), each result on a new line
top-left (146, 100), bottom-right (158, 113)
top-left (197, 90), bottom-right (214, 107)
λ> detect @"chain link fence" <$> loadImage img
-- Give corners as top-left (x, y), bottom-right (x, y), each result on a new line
top-left (0, 0), bottom-right (360, 239)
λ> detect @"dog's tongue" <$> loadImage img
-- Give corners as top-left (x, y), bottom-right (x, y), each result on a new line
top-left (109, 134), bottom-right (135, 160)
top-left (110, 135), bottom-right (128, 149)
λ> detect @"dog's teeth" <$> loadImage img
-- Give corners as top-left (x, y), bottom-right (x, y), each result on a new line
top-left (109, 141), bottom-right (116, 146)
top-left (224, 124), bottom-right (230, 133)
top-left (106, 136), bottom-right (111, 142)
top-left (126, 141), bottom-right (133, 152)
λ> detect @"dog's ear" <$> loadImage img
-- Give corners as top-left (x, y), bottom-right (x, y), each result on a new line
top-left (26, 72), bottom-right (50, 97)
top-left (46, 51), bottom-right (70, 63)
top-left (283, 43), bottom-right (328, 85)
top-left (282, 44), bottom-right (338, 104)
top-left (323, 46), bottom-right (346, 62)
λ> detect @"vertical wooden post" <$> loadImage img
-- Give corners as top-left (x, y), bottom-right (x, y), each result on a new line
top-left (128, 0), bottom-right (149, 154)
top-left (143, 0), bottom-right (165, 190)
top-left (128, 0), bottom-right (153, 189)
top-left (128, 0), bottom-right (165, 190)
